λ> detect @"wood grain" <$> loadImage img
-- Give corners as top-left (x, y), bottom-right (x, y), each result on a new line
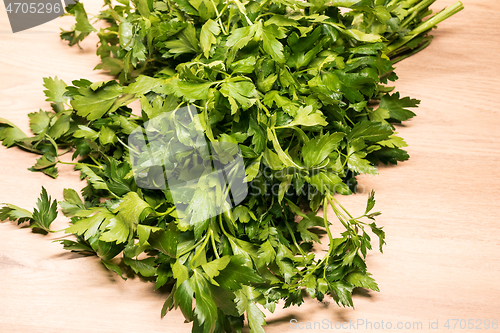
top-left (1, 1), bottom-right (499, 332)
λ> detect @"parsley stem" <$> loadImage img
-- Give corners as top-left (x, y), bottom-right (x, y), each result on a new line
top-left (295, 198), bottom-right (336, 285)
top-left (323, 197), bottom-right (335, 246)
top-left (190, 232), bottom-right (211, 265)
top-left (257, 0), bottom-right (271, 10)
top-left (390, 37), bottom-right (432, 65)
top-left (155, 206), bottom-right (175, 216)
top-left (330, 195), bottom-right (354, 220)
top-left (226, 7), bottom-right (234, 33)
top-left (412, 1), bottom-right (464, 35)
top-left (210, 229), bottom-right (220, 259)
top-left (326, 194), bottom-right (350, 231)
top-left (408, 0), bottom-right (436, 15)
top-left (57, 147), bottom-right (72, 156)
top-left (215, 2), bottom-right (229, 21)
top-left (116, 136), bottom-right (139, 154)
top-left (271, 128), bottom-right (303, 169)
top-left (178, 235), bottom-right (207, 259)
top-left (284, 219), bottom-right (306, 256)
top-left (255, 12), bottom-right (273, 21)
top-left (106, 4), bottom-right (122, 23)
top-left (45, 135), bottom-right (100, 169)
top-left (57, 160), bottom-right (103, 169)
top-left (219, 214), bottom-right (231, 239)
top-left (233, 0), bottom-right (253, 25)
top-left (210, 0), bottom-right (228, 35)
top-left (336, 150), bottom-right (348, 159)
top-left (322, 197), bottom-right (334, 278)
top-left (386, 1), bottom-right (464, 55)
top-left (44, 134), bottom-right (59, 155)
top-left (297, 254), bottom-right (327, 287)
top-left (337, 149), bottom-right (349, 170)
top-left (89, 155), bottom-right (101, 166)
top-left (344, 114), bottom-right (355, 126)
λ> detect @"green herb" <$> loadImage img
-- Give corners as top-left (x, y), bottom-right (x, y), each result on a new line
top-left (1, 0), bottom-right (463, 332)
top-left (0, 187), bottom-right (58, 233)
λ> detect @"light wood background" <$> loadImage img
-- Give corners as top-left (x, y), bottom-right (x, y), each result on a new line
top-left (1, 1), bottom-right (499, 332)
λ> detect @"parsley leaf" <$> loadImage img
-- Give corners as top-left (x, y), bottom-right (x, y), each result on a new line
top-left (31, 187), bottom-right (58, 233)
top-left (379, 92), bottom-right (420, 122)
top-left (71, 81), bottom-right (123, 120)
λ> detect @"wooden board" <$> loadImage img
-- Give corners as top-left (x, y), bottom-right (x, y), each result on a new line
top-left (1, 1), bottom-right (499, 332)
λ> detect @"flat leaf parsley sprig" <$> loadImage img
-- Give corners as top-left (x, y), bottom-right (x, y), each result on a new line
top-left (0, 0), bottom-right (463, 332)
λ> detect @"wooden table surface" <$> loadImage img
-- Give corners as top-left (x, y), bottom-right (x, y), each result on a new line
top-left (1, 1), bottom-right (499, 332)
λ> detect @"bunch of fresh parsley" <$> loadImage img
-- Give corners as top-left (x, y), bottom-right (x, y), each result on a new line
top-left (0, 0), bottom-right (463, 332)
